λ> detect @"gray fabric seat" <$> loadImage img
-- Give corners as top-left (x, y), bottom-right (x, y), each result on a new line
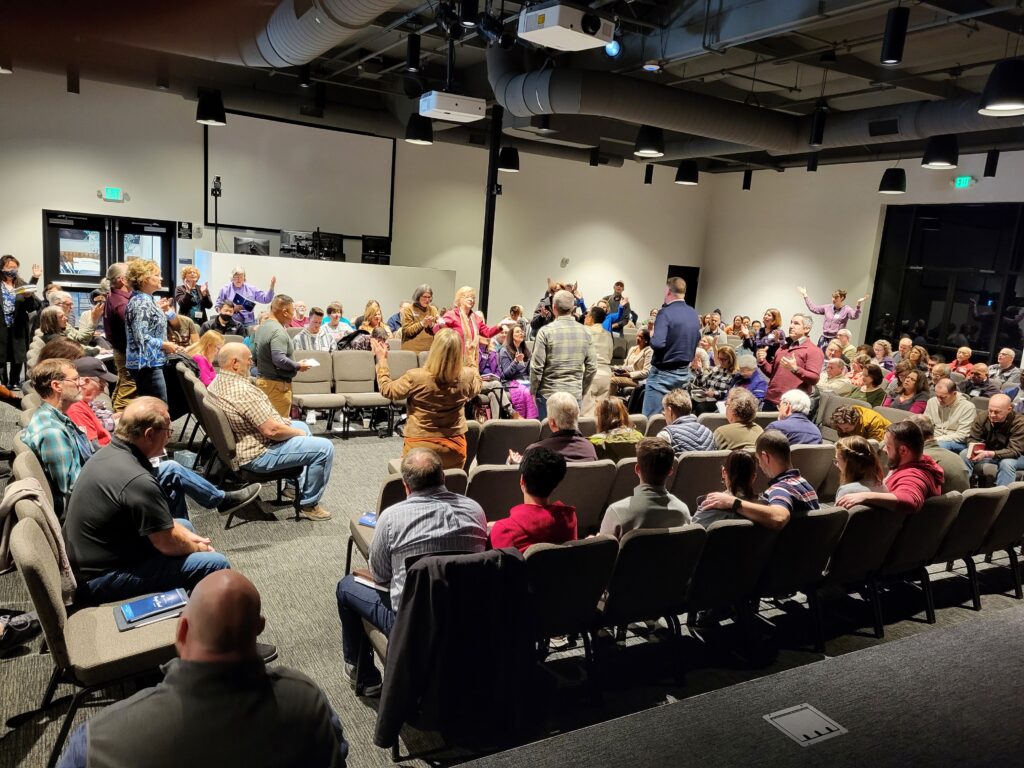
top-left (696, 413), bottom-right (728, 431)
top-left (790, 444), bottom-right (837, 497)
top-left (10, 518), bottom-right (179, 766)
top-left (467, 465), bottom-right (521, 522)
top-left (668, 450), bottom-right (731, 510)
top-left (644, 414), bottom-right (666, 437)
top-left (476, 420), bottom-right (542, 466)
top-left (876, 492), bottom-right (963, 628)
top-left (290, 349), bottom-right (345, 425)
top-left (599, 525), bottom-right (706, 635)
top-left (553, 460), bottom-right (617, 535)
top-left (12, 450), bottom-right (54, 508)
top-left (539, 417), bottom-right (596, 441)
top-left (605, 458), bottom-right (640, 509)
top-left (333, 351), bottom-right (390, 437)
top-left (975, 481), bottom-right (1024, 599)
top-left (931, 486), bottom-right (1009, 610)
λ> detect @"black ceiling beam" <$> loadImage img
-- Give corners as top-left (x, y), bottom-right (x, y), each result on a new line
top-left (921, 1), bottom-right (1024, 35)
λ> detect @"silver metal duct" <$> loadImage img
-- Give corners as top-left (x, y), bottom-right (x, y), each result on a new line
top-left (238, 0), bottom-right (407, 68)
top-left (487, 48), bottom-right (1007, 161)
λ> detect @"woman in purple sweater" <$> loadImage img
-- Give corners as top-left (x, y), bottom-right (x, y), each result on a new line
top-left (797, 286), bottom-right (869, 350)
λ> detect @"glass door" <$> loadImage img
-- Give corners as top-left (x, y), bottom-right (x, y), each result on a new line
top-left (116, 219), bottom-right (172, 284)
top-left (42, 212), bottom-right (108, 288)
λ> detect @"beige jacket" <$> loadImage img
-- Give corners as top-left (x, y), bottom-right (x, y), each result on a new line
top-left (377, 362), bottom-right (481, 438)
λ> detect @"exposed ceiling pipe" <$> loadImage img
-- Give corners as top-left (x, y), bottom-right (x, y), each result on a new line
top-left (487, 48), bottom-right (1008, 162)
top-left (237, 0), bottom-right (409, 68)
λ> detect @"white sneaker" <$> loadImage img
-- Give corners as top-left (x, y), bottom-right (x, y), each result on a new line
top-left (306, 409), bottom-right (318, 425)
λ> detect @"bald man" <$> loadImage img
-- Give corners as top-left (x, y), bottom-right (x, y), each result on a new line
top-left (63, 397), bottom-right (232, 603)
top-left (57, 572), bottom-right (348, 768)
top-left (988, 347), bottom-right (1021, 387)
top-left (960, 392), bottom-right (1024, 486)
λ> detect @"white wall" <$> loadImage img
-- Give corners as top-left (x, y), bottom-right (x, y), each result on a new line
top-left (699, 153), bottom-right (1024, 343)
top-left (392, 140), bottom-right (708, 321)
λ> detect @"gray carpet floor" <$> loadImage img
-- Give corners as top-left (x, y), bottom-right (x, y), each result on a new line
top-left (1, 408), bottom-right (1023, 768)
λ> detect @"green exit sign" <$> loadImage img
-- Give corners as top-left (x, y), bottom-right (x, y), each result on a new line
top-left (953, 175), bottom-right (975, 189)
top-left (103, 186), bottom-right (123, 201)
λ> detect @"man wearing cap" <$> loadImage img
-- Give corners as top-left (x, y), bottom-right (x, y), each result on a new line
top-left (65, 357), bottom-right (119, 447)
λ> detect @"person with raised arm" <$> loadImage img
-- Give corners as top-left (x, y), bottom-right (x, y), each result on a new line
top-left (797, 286), bottom-right (868, 350)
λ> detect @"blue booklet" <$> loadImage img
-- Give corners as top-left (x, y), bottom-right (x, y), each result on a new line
top-left (358, 512), bottom-right (377, 527)
top-left (232, 292), bottom-right (256, 312)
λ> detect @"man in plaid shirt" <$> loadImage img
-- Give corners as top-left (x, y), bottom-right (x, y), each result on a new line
top-left (530, 290), bottom-right (596, 420)
top-left (21, 358), bottom-right (93, 519)
top-left (699, 429), bottom-right (819, 529)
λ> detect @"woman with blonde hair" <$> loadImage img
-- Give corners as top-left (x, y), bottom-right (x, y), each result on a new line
top-left (125, 258), bottom-right (181, 400)
top-left (175, 265), bottom-right (212, 324)
top-left (359, 299), bottom-right (392, 337)
top-left (372, 328), bottom-right (481, 469)
top-left (435, 286), bottom-right (502, 366)
top-left (188, 330), bottom-right (224, 386)
top-left (834, 435), bottom-right (884, 500)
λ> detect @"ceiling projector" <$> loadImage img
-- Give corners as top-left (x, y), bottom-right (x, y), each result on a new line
top-left (419, 90), bottom-right (487, 123)
top-left (517, 3), bottom-right (614, 52)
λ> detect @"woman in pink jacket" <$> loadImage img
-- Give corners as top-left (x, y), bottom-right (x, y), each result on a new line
top-left (434, 286), bottom-right (502, 367)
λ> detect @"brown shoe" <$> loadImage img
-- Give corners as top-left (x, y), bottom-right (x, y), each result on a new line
top-left (299, 504), bottom-right (331, 521)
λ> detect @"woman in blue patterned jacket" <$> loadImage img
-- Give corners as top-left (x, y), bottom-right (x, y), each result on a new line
top-left (125, 259), bottom-right (184, 401)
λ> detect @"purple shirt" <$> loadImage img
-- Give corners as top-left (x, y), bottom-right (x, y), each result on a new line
top-left (215, 282), bottom-right (274, 326)
top-left (803, 296), bottom-right (861, 338)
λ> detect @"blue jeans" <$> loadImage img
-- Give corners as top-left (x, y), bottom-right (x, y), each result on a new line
top-left (156, 460), bottom-right (224, 520)
top-left (243, 421), bottom-right (333, 507)
top-left (81, 519), bottom-right (230, 603)
top-left (939, 439), bottom-right (967, 453)
top-left (132, 365), bottom-right (168, 402)
top-left (642, 366), bottom-right (692, 417)
top-left (961, 450), bottom-right (1024, 487)
top-left (336, 575), bottom-right (395, 680)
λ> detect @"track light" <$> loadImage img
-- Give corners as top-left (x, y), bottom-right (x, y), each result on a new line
top-left (674, 161), bottom-right (698, 185)
top-left (589, 148), bottom-right (600, 167)
top-left (643, 165), bottom-right (654, 185)
top-left (436, 3), bottom-right (465, 39)
top-left (808, 103), bottom-right (828, 148)
top-left (67, 64), bottom-right (79, 94)
top-left (984, 149), bottom-right (1000, 178)
top-left (633, 125), bottom-right (664, 158)
top-left (642, 60), bottom-right (663, 73)
top-left (921, 134), bottom-right (958, 169)
top-left (878, 167), bottom-right (906, 194)
top-left (156, 60), bottom-right (170, 91)
top-left (498, 146), bottom-right (520, 172)
top-left (405, 34), bottom-right (421, 72)
top-left (459, 0), bottom-right (478, 28)
top-left (742, 170), bottom-right (752, 190)
top-left (807, 153), bottom-right (819, 173)
top-left (880, 5), bottom-right (910, 66)
top-left (477, 13), bottom-right (515, 49)
top-left (196, 90), bottom-right (227, 126)
top-left (605, 39), bottom-right (621, 58)
top-left (404, 113), bottom-right (433, 145)
top-left (298, 64), bottom-right (311, 88)
top-left (0, 53), bottom-right (11, 75)
top-left (978, 59), bottom-right (1024, 117)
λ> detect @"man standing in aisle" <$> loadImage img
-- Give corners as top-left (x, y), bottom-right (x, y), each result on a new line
top-left (101, 262), bottom-right (136, 410)
top-left (642, 277), bottom-right (701, 417)
top-left (530, 290), bottom-right (596, 420)
top-left (757, 313), bottom-right (823, 410)
top-left (253, 294), bottom-right (309, 418)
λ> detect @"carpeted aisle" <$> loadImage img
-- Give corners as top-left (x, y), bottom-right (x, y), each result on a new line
top-left (1, 407), bottom-right (1023, 767)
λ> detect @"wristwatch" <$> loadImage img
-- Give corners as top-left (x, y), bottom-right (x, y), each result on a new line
top-left (731, 497), bottom-right (742, 514)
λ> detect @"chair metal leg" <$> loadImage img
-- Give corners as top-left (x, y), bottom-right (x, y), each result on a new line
top-left (964, 556), bottom-right (982, 611)
top-left (177, 414), bottom-right (191, 442)
top-left (919, 567), bottom-right (936, 624)
top-left (807, 589), bottom-right (825, 652)
top-left (867, 579), bottom-right (885, 639)
top-left (40, 667), bottom-right (61, 709)
top-left (187, 420), bottom-right (202, 449)
top-left (1009, 548), bottom-right (1023, 599)
top-left (344, 538), bottom-right (354, 575)
top-left (391, 741), bottom-right (401, 762)
top-left (47, 687), bottom-right (87, 768)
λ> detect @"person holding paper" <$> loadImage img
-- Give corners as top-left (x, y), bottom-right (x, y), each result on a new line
top-left (215, 266), bottom-right (275, 327)
top-left (253, 294), bottom-right (310, 418)
top-left (959, 393), bottom-right (1024, 487)
top-left (174, 265), bottom-right (212, 325)
top-left (0, 255), bottom-right (42, 388)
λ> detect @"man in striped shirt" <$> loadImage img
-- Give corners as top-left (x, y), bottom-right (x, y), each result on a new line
top-left (530, 290), bottom-right (596, 420)
top-left (699, 430), bottom-right (819, 529)
top-left (335, 449), bottom-right (487, 694)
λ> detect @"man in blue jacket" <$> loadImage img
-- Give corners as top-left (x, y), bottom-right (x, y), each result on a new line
top-left (642, 277), bottom-right (701, 417)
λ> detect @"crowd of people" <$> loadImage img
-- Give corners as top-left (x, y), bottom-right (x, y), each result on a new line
top-left (1, 253), bottom-right (1018, 765)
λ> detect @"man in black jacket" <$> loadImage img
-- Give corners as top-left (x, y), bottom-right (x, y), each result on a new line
top-left (201, 300), bottom-right (247, 338)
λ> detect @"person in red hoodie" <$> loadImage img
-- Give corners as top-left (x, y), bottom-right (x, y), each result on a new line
top-left (836, 420), bottom-right (944, 514)
top-left (489, 447), bottom-right (577, 552)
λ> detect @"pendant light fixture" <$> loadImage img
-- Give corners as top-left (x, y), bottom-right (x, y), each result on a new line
top-left (978, 59), bottom-right (1024, 116)
top-left (674, 160), bottom-right (698, 185)
top-left (984, 149), bottom-right (1000, 178)
top-left (643, 164), bottom-right (654, 185)
top-left (405, 33), bottom-right (421, 72)
top-left (298, 64), bottom-right (311, 88)
top-left (878, 167), bottom-right (906, 194)
top-left (921, 134), bottom-right (958, 169)
top-left (633, 125), bottom-right (664, 158)
top-left (880, 3), bottom-right (910, 66)
top-left (498, 147), bottom-right (520, 172)
top-left (196, 90), bottom-right (226, 125)
top-left (742, 170), bottom-right (752, 190)
top-left (404, 113), bottom-right (433, 145)
top-left (806, 153), bottom-right (819, 173)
